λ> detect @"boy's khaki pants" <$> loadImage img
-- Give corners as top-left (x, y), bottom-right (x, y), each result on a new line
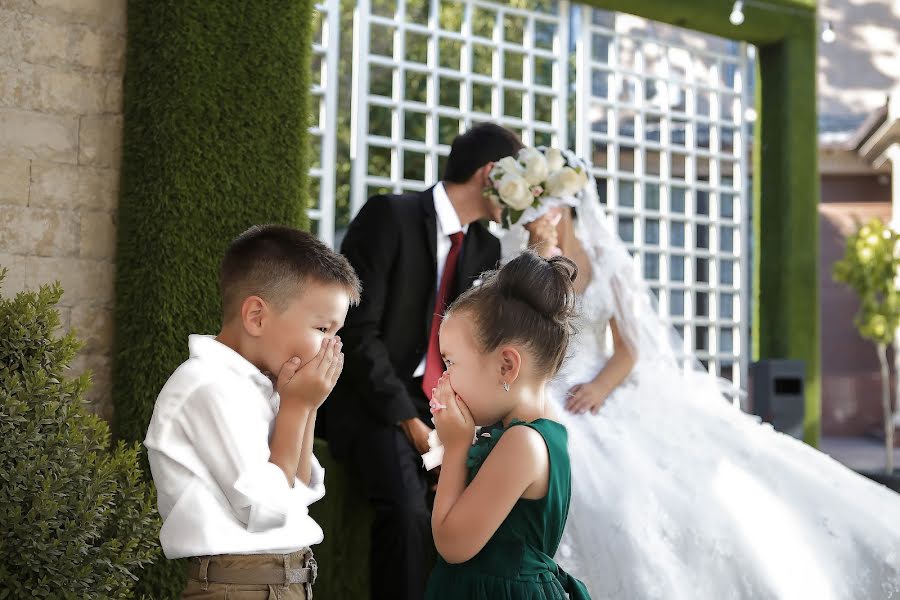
top-left (182, 549), bottom-right (315, 600)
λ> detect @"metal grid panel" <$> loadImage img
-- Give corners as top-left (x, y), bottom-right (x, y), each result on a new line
top-left (310, 0), bottom-right (341, 246)
top-left (350, 0), bottom-right (570, 216)
top-left (575, 7), bottom-right (753, 389)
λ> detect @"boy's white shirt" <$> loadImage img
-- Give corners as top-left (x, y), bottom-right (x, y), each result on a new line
top-left (144, 334), bottom-right (326, 559)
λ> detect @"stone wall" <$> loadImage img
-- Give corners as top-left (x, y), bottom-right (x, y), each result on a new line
top-left (0, 0), bottom-right (126, 419)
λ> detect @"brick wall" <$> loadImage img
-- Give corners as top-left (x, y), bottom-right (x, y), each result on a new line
top-left (0, 0), bottom-right (126, 419)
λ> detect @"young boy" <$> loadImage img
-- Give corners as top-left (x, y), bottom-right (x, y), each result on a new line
top-left (144, 225), bottom-right (360, 599)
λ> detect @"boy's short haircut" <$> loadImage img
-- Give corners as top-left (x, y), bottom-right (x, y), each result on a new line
top-left (220, 224), bottom-right (361, 318)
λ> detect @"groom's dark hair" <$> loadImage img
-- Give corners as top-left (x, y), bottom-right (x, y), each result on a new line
top-left (443, 122), bottom-right (524, 183)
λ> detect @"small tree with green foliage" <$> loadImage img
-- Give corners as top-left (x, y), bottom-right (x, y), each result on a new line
top-left (833, 218), bottom-right (900, 474)
top-left (0, 271), bottom-right (158, 598)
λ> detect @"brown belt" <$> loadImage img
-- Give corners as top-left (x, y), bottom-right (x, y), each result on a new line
top-left (187, 554), bottom-right (318, 586)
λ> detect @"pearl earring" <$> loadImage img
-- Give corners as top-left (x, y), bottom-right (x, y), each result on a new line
top-left (502, 382), bottom-right (510, 392)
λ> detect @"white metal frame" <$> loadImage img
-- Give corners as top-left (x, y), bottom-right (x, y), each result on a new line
top-left (324, 2), bottom-right (753, 390)
top-left (309, 0), bottom-right (341, 247)
top-left (350, 0), bottom-right (570, 216)
top-left (575, 5), bottom-right (752, 389)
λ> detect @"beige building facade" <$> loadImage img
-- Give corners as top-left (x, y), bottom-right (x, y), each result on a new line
top-left (0, 0), bottom-right (126, 418)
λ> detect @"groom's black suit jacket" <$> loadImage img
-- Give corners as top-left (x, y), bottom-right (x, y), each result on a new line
top-left (323, 187), bottom-right (500, 458)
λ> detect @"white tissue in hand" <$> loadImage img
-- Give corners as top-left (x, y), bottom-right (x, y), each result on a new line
top-left (422, 446), bottom-right (444, 471)
top-left (427, 429), bottom-right (440, 447)
top-left (422, 429), bottom-right (444, 470)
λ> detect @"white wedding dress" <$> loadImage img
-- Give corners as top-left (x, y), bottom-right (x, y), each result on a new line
top-left (500, 179), bottom-right (900, 600)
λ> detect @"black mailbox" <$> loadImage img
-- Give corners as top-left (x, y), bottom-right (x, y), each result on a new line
top-left (749, 359), bottom-right (805, 440)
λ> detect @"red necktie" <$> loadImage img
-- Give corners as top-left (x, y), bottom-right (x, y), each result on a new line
top-left (422, 232), bottom-right (464, 398)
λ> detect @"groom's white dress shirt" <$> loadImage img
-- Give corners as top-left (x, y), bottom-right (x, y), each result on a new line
top-left (413, 182), bottom-right (469, 378)
top-left (144, 335), bottom-right (325, 559)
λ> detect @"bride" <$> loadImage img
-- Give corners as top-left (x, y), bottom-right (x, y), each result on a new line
top-left (498, 150), bottom-right (900, 600)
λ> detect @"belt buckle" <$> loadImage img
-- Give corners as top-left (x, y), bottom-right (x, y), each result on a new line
top-left (307, 556), bottom-right (318, 584)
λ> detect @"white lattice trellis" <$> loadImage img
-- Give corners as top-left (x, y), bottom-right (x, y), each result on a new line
top-left (309, 0), bottom-right (341, 247)
top-left (313, 1), bottom-right (754, 394)
top-left (350, 0), bottom-right (571, 216)
top-left (575, 7), bottom-right (752, 389)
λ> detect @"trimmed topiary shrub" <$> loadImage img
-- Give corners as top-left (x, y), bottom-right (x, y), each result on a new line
top-left (113, 3), bottom-right (316, 596)
top-left (0, 271), bottom-right (158, 599)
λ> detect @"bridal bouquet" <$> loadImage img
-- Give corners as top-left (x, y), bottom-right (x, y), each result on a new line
top-left (484, 146), bottom-right (590, 229)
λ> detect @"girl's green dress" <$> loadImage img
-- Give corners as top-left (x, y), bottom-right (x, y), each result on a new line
top-left (425, 419), bottom-right (591, 599)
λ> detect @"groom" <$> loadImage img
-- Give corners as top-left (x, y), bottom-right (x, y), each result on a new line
top-left (324, 123), bottom-right (524, 599)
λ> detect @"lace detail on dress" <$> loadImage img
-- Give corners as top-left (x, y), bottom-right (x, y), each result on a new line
top-left (576, 267), bottom-right (614, 327)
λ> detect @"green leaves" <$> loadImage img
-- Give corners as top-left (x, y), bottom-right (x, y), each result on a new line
top-left (502, 207), bottom-right (525, 229)
top-left (833, 218), bottom-right (900, 345)
top-left (0, 275), bottom-right (158, 599)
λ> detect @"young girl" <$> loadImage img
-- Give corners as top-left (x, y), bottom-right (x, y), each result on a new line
top-left (425, 251), bottom-right (591, 600)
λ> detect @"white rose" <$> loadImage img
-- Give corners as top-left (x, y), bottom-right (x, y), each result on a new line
top-left (545, 148), bottom-right (565, 172)
top-left (518, 148), bottom-right (549, 186)
top-left (496, 156), bottom-right (524, 177)
top-left (497, 174), bottom-right (533, 210)
top-left (545, 167), bottom-right (581, 197)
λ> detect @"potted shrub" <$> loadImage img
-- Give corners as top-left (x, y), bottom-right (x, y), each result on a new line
top-left (0, 271), bottom-right (158, 598)
top-left (833, 218), bottom-right (900, 491)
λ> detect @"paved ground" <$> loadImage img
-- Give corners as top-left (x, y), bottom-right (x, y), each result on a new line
top-left (821, 435), bottom-right (895, 472)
